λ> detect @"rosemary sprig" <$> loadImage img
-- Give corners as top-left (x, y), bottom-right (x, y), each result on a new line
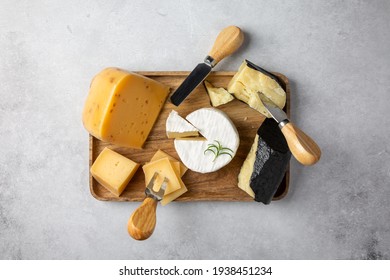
top-left (204, 140), bottom-right (234, 162)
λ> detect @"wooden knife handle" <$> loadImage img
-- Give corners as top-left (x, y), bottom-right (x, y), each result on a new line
top-left (128, 197), bottom-right (158, 240)
top-left (208, 26), bottom-right (244, 64)
top-left (281, 122), bottom-right (321, 166)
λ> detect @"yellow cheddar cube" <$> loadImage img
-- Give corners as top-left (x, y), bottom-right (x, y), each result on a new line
top-left (150, 149), bottom-right (188, 177)
top-left (90, 147), bottom-right (139, 196)
top-left (82, 68), bottom-right (170, 148)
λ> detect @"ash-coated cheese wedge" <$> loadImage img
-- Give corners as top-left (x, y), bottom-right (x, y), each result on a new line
top-left (82, 68), bottom-right (170, 148)
top-left (174, 108), bottom-right (239, 173)
top-left (227, 60), bottom-right (286, 118)
top-left (238, 118), bottom-right (291, 204)
top-left (204, 80), bottom-right (234, 107)
top-left (166, 110), bottom-right (199, 138)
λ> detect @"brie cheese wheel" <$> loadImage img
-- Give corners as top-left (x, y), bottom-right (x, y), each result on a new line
top-left (174, 108), bottom-right (239, 173)
top-left (166, 110), bottom-right (199, 138)
top-left (204, 81), bottom-right (234, 107)
top-left (227, 60), bottom-right (286, 118)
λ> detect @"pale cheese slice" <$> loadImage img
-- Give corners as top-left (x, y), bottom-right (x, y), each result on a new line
top-left (166, 110), bottom-right (199, 138)
top-left (237, 135), bottom-right (258, 198)
top-left (204, 80), bottom-right (234, 107)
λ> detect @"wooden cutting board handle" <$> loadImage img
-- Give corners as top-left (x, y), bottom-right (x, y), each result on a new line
top-left (208, 26), bottom-right (244, 64)
top-left (281, 122), bottom-right (321, 166)
top-left (128, 197), bottom-right (158, 240)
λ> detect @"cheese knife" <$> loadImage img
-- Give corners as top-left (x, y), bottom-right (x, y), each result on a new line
top-left (263, 100), bottom-right (321, 166)
top-left (127, 172), bottom-right (167, 240)
top-left (170, 26), bottom-right (244, 106)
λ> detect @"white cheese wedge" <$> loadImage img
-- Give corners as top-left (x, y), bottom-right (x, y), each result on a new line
top-left (227, 60), bottom-right (286, 118)
top-left (166, 110), bottom-right (199, 138)
top-left (204, 81), bottom-right (234, 107)
top-left (237, 135), bottom-right (258, 198)
top-left (174, 108), bottom-right (239, 173)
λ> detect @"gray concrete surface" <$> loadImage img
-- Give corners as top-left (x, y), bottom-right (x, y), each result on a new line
top-left (0, 0), bottom-right (389, 259)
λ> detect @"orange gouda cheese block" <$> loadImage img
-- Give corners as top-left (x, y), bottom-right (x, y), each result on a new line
top-left (82, 68), bottom-right (170, 148)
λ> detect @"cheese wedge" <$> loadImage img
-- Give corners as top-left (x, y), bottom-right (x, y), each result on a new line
top-left (227, 60), bottom-right (286, 118)
top-left (238, 119), bottom-right (291, 204)
top-left (204, 80), bottom-right (234, 107)
top-left (82, 68), bottom-right (170, 148)
top-left (142, 158), bottom-right (181, 195)
top-left (166, 110), bottom-right (199, 138)
top-left (90, 147), bottom-right (139, 196)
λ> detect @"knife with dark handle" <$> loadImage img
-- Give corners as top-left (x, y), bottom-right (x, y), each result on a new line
top-left (263, 101), bottom-right (321, 166)
top-left (170, 26), bottom-right (244, 106)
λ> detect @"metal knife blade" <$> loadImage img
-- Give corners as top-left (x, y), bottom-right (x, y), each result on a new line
top-left (263, 100), bottom-right (289, 126)
top-left (170, 26), bottom-right (244, 106)
top-left (170, 62), bottom-right (212, 106)
top-left (145, 172), bottom-right (167, 201)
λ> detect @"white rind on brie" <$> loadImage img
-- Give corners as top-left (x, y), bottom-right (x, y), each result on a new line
top-left (227, 61), bottom-right (286, 118)
top-left (174, 108), bottom-right (239, 173)
top-left (166, 110), bottom-right (199, 138)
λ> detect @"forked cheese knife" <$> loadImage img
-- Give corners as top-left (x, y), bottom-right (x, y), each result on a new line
top-left (263, 101), bottom-right (321, 166)
top-left (128, 172), bottom-right (167, 240)
top-left (170, 26), bottom-right (244, 106)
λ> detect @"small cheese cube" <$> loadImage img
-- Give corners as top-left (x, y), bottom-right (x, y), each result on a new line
top-left (90, 148), bottom-right (139, 196)
top-left (82, 68), bottom-right (170, 148)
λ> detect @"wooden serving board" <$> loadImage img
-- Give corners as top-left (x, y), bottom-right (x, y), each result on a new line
top-left (89, 71), bottom-right (290, 202)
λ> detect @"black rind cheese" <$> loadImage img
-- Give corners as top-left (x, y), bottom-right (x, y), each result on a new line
top-left (250, 118), bottom-right (291, 204)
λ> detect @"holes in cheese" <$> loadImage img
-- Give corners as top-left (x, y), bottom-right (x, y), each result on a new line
top-left (82, 68), bottom-right (170, 148)
top-left (90, 147), bottom-right (140, 196)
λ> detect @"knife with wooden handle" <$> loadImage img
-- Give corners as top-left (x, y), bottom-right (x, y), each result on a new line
top-left (263, 101), bottom-right (321, 166)
top-left (128, 172), bottom-right (167, 240)
top-left (170, 26), bottom-right (244, 106)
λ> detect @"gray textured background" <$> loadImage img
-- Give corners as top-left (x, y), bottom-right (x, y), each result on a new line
top-left (1, 0), bottom-right (389, 259)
